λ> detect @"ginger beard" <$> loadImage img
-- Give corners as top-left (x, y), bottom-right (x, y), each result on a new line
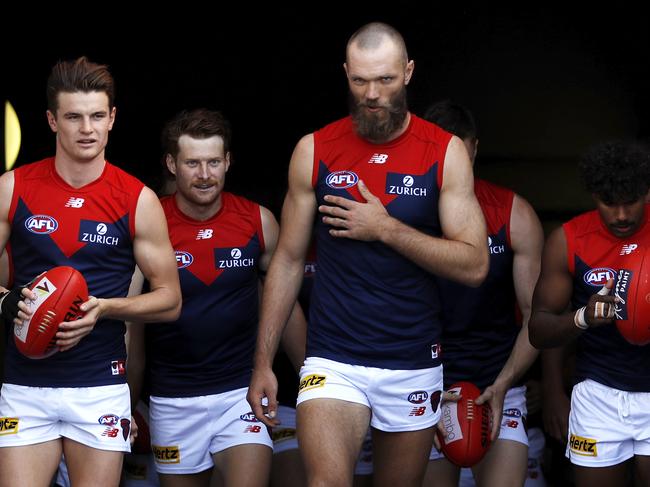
top-left (349, 86), bottom-right (408, 144)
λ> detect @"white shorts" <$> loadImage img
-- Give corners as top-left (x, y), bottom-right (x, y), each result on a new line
top-left (429, 385), bottom-right (528, 460)
top-left (566, 379), bottom-right (650, 467)
top-left (0, 383), bottom-right (131, 452)
top-left (150, 387), bottom-right (272, 474)
top-left (272, 405), bottom-right (373, 475)
top-left (297, 357), bottom-right (443, 432)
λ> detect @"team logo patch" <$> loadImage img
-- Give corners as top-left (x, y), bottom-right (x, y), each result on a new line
top-left (326, 170), bottom-right (358, 189)
top-left (152, 445), bottom-right (181, 464)
top-left (430, 390), bottom-right (442, 413)
top-left (272, 428), bottom-right (296, 443)
top-left (0, 417), bottom-right (19, 435)
top-left (407, 390), bottom-right (429, 404)
top-left (25, 215), bottom-right (58, 234)
top-left (569, 434), bottom-right (598, 456)
top-left (503, 408), bottom-right (522, 418)
top-left (111, 360), bottom-right (126, 376)
top-left (121, 418), bottom-right (131, 441)
top-left (583, 267), bottom-right (616, 287)
top-left (98, 414), bottom-right (120, 426)
top-left (298, 374), bottom-right (326, 393)
top-left (240, 412), bottom-right (259, 422)
top-left (175, 250), bottom-right (194, 269)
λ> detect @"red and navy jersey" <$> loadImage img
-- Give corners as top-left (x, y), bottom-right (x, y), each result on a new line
top-left (439, 180), bottom-right (519, 389)
top-left (4, 157), bottom-right (143, 387)
top-left (146, 192), bottom-right (264, 397)
top-left (308, 115), bottom-right (451, 369)
top-left (566, 206), bottom-right (650, 391)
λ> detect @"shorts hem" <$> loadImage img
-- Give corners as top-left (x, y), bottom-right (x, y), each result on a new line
top-left (0, 435), bottom-right (61, 448)
top-left (370, 418), bottom-right (438, 433)
top-left (61, 431), bottom-right (130, 453)
top-left (567, 452), bottom-right (633, 467)
top-left (155, 463), bottom-right (213, 475)
top-left (210, 438), bottom-right (273, 455)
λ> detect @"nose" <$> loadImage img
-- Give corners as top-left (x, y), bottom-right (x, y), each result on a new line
top-left (614, 205), bottom-right (631, 221)
top-left (80, 116), bottom-right (92, 134)
top-left (198, 162), bottom-right (210, 179)
top-left (365, 81), bottom-right (379, 101)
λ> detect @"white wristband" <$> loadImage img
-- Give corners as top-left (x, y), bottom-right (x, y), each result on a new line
top-left (574, 306), bottom-right (589, 330)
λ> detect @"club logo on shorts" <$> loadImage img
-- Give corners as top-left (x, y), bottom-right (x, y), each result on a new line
top-left (98, 414), bottom-right (119, 426)
top-left (583, 267), bottom-right (616, 287)
top-left (569, 434), bottom-right (598, 456)
top-left (111, 360), bottom-right (126, 376)
top-left (121, 418), bottom-right (131, 441)
top-left (430, 390), bottom-right (442, 413)
top-left (326, 171), bottom-right (358, 189)
top-left (298, 374), bottom-right (326, 393)
top-left (25, 215), bottom-right (58, 234)
top-left (407, 390), bottom-right (429, 404)
top-left (0, 417), bottom-right (19, 435)
top-left (272, 428), bottom-right (297, 443)
top-left (152, 445), bottom-right (181, 464)
top-left (503, 419), bottom-right (519, 428)
top-left (240, 412), bottom-right (260, 422)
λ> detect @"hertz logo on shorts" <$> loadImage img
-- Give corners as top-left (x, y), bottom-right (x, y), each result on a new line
top-left (0, 417), bottom-right (19, 435)
top-left (272, 428), bottom-right (297, 443)
top-left (569, 434), bottom-right (598, 456)
top-left (152, 445), bottom-right (180, 464)
top-left (299, 374), bottom-right (326, 393)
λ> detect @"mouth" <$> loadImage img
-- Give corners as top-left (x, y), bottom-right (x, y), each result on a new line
top-left (77, 139), bottom-right (96, 146)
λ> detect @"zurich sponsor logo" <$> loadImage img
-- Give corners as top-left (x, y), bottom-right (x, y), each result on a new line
top-left (25, 215), bottom-right (58, 234)
top-left (503, 408), bottom-right (521, 418)
top-left (98, 414), bottom-right (120, 426)
top-left (326, 170), bottom-right (359, 189)
top-left (408, 390), bottom-right (429, 404)
top-left (583, 267), bottom-right (616, 286)
top-left (175, 250), bottom-right (194, 269)
top-left (240, 412), bottom-right (259, 422)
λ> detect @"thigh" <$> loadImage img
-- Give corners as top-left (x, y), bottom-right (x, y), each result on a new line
top-left (473, 439), bottom-right (527, 487)
top-left (63, 437), bottom-right (124, 487)
top-left (0, 439), bottom-right (62, 487)
top-left (423, 456), bottom-right (460, 487)
top-left (297, 398), bottom-right (370, 486)
top-left (271, 449), bottom-right (307, 487)
top-left (372, 426), bottom-right (436, 487)
top-left (159, 470), bottom-right (212, 487)
top-left (213, 444), bottom-right (271, 487)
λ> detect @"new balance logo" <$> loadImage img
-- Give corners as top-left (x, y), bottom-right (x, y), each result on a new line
top-left (65, 197), bottom-right (84, 208)
top-left (196, 229), bottom-right (213, 240)
top-left (620, 244), bottom-right (638, 255)
top-left (409, 407), bottom-right (427, 416)
top-left (368, 153), bottom-right (388, 164)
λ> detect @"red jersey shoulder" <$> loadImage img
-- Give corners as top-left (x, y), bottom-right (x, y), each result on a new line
top-left (475, 179), bottom-right (515, 237)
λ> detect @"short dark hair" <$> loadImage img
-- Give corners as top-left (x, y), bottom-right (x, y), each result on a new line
top-left (161, 109), bottom-right (232, 160)
top-left (423, 100), bottom-right (477, 140)
top-left (47, 56), bottom-right (114, 114)
top-left (347, 22), bottom-right (408, 66)
top-left (579, 140), bottom-right (650, 204)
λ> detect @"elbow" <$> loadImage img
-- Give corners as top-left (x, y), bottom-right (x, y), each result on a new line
top-left (464, 251), bottom-right (489, 288)
top-left (160, 289), bottom-right (182, 322)
top-left (527, 315), bottom-right (546, 349)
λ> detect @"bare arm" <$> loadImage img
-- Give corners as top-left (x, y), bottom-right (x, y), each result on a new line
top-left (56, 187), bottom-right (181, 350)
top-left (476, 195), bottom-right (544, 439)
top-left (529, 227), bottom-right (616, 348)
top-left (319, 136), bottom-right (488, 286)
top-left (247, 134), bottom-right (316, 426)
top-left (541, 346), bottom-right (572, 443)
top-left (125, 267), bottom-right (145, 409)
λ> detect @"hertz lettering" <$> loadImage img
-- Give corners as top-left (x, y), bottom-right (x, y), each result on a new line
top-left (569, 434), bottom-right (597, 456)
top-left (0, 417), bottom-right (19, 435)
top-left (298, 374), bottom-right (326, 393)
top-left (152, 445), bottom-right (180, 463)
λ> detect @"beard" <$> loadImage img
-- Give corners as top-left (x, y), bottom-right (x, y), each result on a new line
top-left (349, 86), bottom-right (409, 143)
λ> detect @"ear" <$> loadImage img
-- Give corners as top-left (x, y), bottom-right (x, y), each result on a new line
top-left (472, 139), bottom-right (479, 162)
top-left (46, 110), bottom-right (57, 133)
top-left (224, 152), bottom-right (231, 173)
top-left (404, 60), bottom-right (414, 85)
top-left (343, 62), bottom-right (349, 78)
top-left (108, 106), bottom-right (116, 131)
top-left (165, 154), bottom-right (177, 176)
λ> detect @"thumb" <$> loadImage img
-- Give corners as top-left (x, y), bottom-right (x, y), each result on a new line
top-left (598, 278), bottom-right (614, 296)
top-left (357, 180), bottom-right (376, 202)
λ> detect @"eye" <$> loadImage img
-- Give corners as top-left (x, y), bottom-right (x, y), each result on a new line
top-left (208, 159), bottom-right (222, 167)
top-left (92, 112), bottom-right (107, 120)
top-left (380, 76), bottom-right (393, 83)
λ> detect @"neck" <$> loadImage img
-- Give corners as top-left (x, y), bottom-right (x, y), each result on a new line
top-left (54, 153), bottom-right (106, 188)
top-left (175, 193), bottom-right (223, 222)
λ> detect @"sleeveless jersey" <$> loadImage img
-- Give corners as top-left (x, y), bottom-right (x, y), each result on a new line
top-left (439, 180), bottom-right (519, 389)
top-left (147, 192), bottom-right (264, 397)
top-left (565, 206), bottom-right (650, 391)
top-left (5, 157), bottom-right (143, 387)
top-left (309, 114), bottom-right (452, 369)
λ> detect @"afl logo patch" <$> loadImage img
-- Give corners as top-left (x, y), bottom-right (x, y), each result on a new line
top-left (25, 215), bottom-right (58, 234)
top-left (175, 251), bottom-right (194, 269)
top-left (326, 170), bottom-right (359, 189)
top-left (584, 267), bottom-right (616, 286)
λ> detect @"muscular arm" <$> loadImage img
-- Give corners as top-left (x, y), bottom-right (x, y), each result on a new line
top-left (320, 136), bottom-right (488, 286)
top-left (247, 134), bottom-right (316, 425)
top-left (476, 194), bottom-right (544, 438)
top-left (0, 172), bottom-right (15, 293)
top-left (529, 227), bottom-right (615, 348)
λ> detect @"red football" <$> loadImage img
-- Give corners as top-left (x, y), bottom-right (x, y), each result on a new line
top-left (614, 246), bottom-right (650, 345)
top-left (13, 266), bottom-right (88, 359)
top-left (437, 381), bottom-right (492, 467)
